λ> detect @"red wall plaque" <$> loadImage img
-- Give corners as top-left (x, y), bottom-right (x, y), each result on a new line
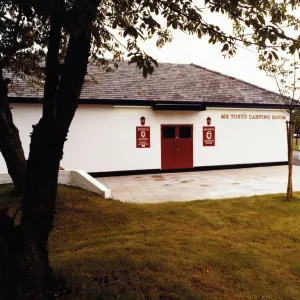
top-left (136, 126), bottom-right (150, 148)
top-left (203, 126), bottom-right (215, 146)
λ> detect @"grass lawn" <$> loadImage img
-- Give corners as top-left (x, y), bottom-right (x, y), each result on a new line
top-left (1, 184), bottom-right (300, 299)
top-left (294, 138), bottom-right (300, 151)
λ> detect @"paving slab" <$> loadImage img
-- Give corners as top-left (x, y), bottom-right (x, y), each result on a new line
top-left (97, 165), bottom-right (300, 203)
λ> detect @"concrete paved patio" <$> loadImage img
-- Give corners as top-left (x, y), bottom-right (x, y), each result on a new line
top-left (97, 165), bottom-right (300, 203)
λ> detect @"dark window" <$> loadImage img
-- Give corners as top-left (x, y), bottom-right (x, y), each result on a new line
top-left (163, 126), bottom-right (176, 138)
top-left (179, 126), bottom-right (192, 138)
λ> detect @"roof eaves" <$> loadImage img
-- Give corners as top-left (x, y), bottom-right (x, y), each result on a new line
top-left (8, 97), bottom-right (295, 110)
top-left (204, 101), bottom-right (297, 110)
top-left (9, 97), bottom-right (43, 103)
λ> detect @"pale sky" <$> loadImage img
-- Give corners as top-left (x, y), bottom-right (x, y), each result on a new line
top-left (107, 3), bottom-right (300, 94)
top-left (141, 30), bottom-right (279, 93)
top-left (131, 4), bottom-right (299, 94)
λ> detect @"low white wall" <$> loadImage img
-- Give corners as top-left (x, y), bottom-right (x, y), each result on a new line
top-left (0, 173), bottom-right (14, 184)
top-left (58, 170), bottom-right (72, 185)
top-left (70, 170), bottom-right (111, 198)
top-left (0, 170), bottom-right (111, 198)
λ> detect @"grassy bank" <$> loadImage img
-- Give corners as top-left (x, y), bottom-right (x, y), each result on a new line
top-left (1, 184), bottom-right (300, 299)
top-left (294, 138), bottom-right (300, 151)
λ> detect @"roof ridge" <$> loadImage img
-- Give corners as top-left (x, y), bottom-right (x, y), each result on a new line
top-left (190, 63), bottom-right (281, 98)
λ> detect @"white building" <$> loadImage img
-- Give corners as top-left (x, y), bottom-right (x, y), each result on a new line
top-left (2, 62), bottom-right (289, 176)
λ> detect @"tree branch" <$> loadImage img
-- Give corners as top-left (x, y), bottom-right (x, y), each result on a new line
top-left (42, 0), bottom-right (64, 120)
top-left (157, 0), bottom-right (297, 49)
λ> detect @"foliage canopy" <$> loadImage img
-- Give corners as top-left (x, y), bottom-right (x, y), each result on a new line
top-left (1, 0), bottom-right (300, 79)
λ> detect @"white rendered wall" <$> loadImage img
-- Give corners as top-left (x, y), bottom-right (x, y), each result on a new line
top-left (195, 108), bottom-right (288, 166)
top-left (0, 104), bottom-right (42, 173)
top-left (0, 103), bottom-right (288, 173)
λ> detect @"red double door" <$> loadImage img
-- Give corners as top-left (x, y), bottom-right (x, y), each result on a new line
top-left (161, 125), bottom-right (193, 170)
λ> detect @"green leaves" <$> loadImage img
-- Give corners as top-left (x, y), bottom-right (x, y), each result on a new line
top-left (259, 51), bottom-right (300, 107)
top-left (257, 14), bottom-right (266, 25)
top-left (3, 0), bottom-right (300, 82)
top-left (221, 43), bottom-right (229, 52)
top-left (123, 26), bottom-right (139, 39)
top-left (128, 54), bottom-right (158, 78)
top-left (272, 51), bottom-right (279, 60)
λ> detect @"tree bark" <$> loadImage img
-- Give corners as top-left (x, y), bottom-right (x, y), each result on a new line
top-left (0, 73), bottom-right (27, 195)
top-left (0, 1), bottom-right (64, 296)
top-left (42, 0), bottom-right (63, 121)
top-left (20, 0), bottom-right (95, 254)
top-left (0, 1), bottom-right (102, 299)
top-left (286, 120), bottom-right (295, 201)
top-left (7, 1), bottom-right (65, 298)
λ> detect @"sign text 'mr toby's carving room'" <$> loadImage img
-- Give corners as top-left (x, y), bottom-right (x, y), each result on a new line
top-left (221, 114), bottom-right (286, 120)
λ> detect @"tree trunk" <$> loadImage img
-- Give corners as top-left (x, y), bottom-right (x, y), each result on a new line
top-left (0, 74), bottom-right (27, 195)
top-left (9, 118), bottom-right (64, 299)
top-left (20, 0), bottom-right (94, 252)
top-left (0, 0), bottom-right (64, 295)
top-left (286, 120), bottom-right (295, 201)
top-left (0, 1), bottom-right (102, 298)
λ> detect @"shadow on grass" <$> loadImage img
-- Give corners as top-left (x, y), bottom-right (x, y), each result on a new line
top-left (2, 184), bottom-right (300, 299)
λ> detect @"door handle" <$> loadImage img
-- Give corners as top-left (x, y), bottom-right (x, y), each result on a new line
top-left (174, 137), bottom-right (180, 151)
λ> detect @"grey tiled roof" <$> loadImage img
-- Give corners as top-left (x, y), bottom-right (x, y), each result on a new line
top-left (8, 61), bottom-right (283, 105)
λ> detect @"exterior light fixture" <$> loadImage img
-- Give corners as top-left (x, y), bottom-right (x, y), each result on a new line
top-left (206, 117), bottom-right (211, 125)
top-left (140, 116), bottom-right (146, 125)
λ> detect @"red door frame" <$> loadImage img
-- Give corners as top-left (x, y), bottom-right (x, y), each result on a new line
top-left (161, 124), bottom-right (194, 170)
